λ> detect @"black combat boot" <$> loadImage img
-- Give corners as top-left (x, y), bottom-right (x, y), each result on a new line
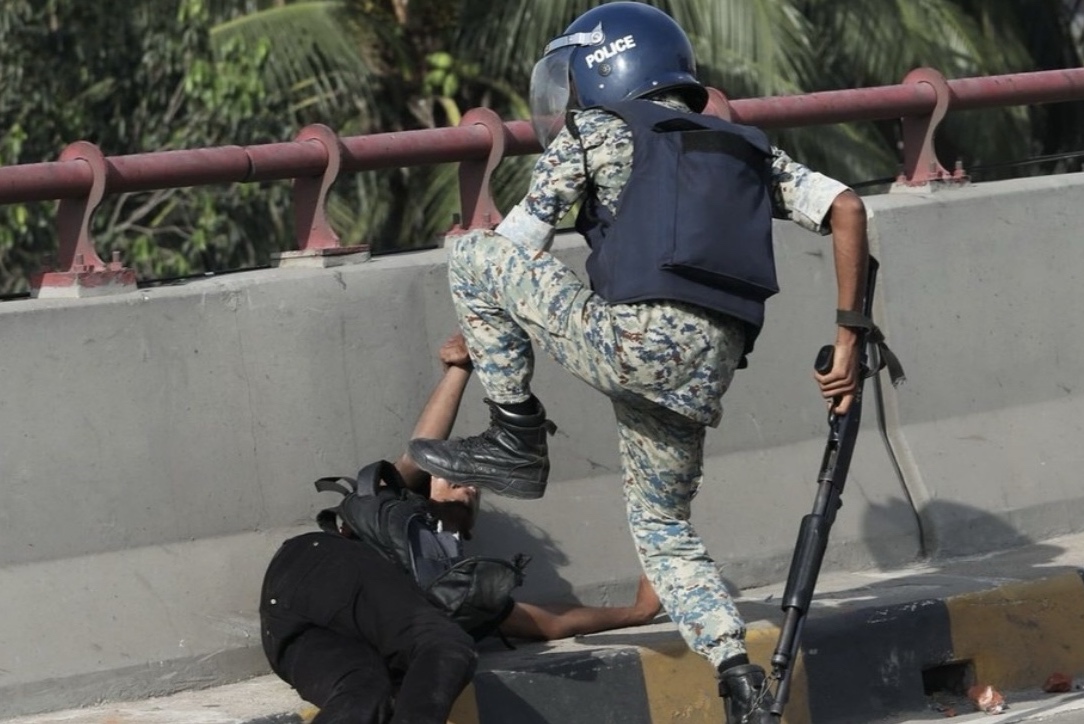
top-left (407, 397), bottom-right (556, 499)
top-left (718, 662), bottom-right (776, 724)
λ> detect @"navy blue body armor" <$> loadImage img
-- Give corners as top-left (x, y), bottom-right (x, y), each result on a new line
top-left (575, 99), bottom-right (779, 355)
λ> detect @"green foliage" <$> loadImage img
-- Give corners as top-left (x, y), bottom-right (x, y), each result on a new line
top-left (210, 1), bottom-right (382, 123)
top-left (0, 0), bottom-right (1081, 293)
top-left (0, 0), bottom-right (298, 293)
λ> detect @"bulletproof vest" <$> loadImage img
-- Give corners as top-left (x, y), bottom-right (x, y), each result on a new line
top-left (575, 99), bottom-right (779, 356)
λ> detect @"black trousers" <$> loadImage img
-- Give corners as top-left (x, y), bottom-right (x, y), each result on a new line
top-left (260, 532), bottom-right (477, 724)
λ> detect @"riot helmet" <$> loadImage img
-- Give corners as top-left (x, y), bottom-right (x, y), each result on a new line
top-left (529, 2), bottom-right (707, 147)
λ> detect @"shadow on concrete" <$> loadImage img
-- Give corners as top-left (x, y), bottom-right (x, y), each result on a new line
top-left (467, 494), bottom-right (1076, 662)
top-left (864, 496), bottom-right (1068, 573)
top-left (709, 496), bottom-right (1072, 629)
top-left (467, 501), bottom-right (751, 610)
top-left (466, 506), bottom-right (577, 603)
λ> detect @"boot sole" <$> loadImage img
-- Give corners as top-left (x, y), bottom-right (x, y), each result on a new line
top-left (411, 457), bottom-right (547, 500)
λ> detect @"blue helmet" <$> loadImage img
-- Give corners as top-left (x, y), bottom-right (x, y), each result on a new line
top-left (530, 2), bottom-right (706, 145)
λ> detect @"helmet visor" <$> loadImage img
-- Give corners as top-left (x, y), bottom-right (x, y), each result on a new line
top-left (529, 47), bottom-right (574, 149)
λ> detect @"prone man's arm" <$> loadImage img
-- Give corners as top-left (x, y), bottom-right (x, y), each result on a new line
top-left (394, 334), bottom-right (473, 490)
top-left (499, 574), bottom-right (662, 641)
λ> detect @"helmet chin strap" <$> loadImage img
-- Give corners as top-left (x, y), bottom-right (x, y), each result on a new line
top-left (568, 75), bottom-right (582, 109)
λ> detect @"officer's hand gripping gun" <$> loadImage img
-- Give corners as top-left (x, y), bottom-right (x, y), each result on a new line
top-left (767, 256), bottom-right (902, 719)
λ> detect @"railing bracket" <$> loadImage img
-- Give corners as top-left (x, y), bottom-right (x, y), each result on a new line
top-left (893, 68), bottom-right (970, 191)
top-left (448, 108), bottom-right (506, 236)
top-left (275, 124), bottom-right (370, 268)
top-left (32, 141), bottom-right (137, 298)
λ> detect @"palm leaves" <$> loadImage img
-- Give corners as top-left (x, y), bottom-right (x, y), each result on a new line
top-left (3, 0), bottom-right (1076, 289)
top-left (209, 2), bottom-right (385, 129)
top-left (233, 0), bottom-right (1079, 217)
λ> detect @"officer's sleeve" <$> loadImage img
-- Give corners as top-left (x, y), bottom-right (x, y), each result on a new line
top-left (768, 146), bottom-right (850, 235)
top-left (494, 126), bottom-right (588, 253)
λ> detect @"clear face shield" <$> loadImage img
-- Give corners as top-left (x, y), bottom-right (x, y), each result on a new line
top-left (529, 25), bottom-right (604, 148)
top-left (529, 48), bottom-right (573, 149)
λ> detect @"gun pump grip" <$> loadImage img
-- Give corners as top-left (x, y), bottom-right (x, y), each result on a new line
top-left (814, 345), bottom-right (834, 375)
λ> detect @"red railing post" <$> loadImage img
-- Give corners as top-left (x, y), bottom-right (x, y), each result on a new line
top-left (274, 124), bottom-right (371, 268)
top-left (448, 108), bottom-right (507, 235)
top-left (895, 67), bottom-right (969, 189)
top-left (704, 87), bottom-right (735, 122)
top-left (31, 141), bottom-right (137, 298)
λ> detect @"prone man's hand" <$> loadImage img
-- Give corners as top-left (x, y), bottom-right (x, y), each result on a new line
top-left (439, 332), bottom-right (473, 371)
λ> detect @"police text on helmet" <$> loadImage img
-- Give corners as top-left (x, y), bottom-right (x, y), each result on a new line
top-left (584, 35), bottom-right (637, 69)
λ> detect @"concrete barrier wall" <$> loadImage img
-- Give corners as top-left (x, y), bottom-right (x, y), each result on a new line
top-left (868, 174), bottom-right (1084, 557)
top-left (0, 172), bottom-right (1081, 716)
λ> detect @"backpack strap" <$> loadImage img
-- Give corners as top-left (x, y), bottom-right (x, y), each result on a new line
top-left (314, 461), bottom-right (411, 534)
top-left (313, 475), bottom-right (356, 533)
top-left (356, 459), bottom-right (407, 496)
top-left (314, 508), bottom-right (337, 533)
top-left (314, 476), bottom-right (357, 497)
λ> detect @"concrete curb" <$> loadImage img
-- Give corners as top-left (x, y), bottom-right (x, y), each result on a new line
top-left (243, 715), bottom-right (311, 724)
top-left (242, 716), bottom-right (308, 724)
top-left (228, 570), bottom-right (1084, 724)
top-left (5, 565), bottom-right (1082, 724)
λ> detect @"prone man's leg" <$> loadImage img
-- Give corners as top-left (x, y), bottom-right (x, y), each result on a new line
top-left (278, 626), bottom-right (394, 724)
top-left (331, 545), bottom-right (477, 724)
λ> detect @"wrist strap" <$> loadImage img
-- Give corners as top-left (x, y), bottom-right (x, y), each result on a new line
top-left (836, 310), bottom-right (906, 386)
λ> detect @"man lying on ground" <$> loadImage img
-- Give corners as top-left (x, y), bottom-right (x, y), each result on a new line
top-left (259, 333), bottom-right (661, 724)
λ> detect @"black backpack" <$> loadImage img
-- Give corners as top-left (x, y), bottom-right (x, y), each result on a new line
top-left (314, 460), bottom-right (529, 640)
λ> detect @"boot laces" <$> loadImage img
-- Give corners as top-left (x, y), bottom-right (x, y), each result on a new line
top-left (739, 671), bottom-right (776, 724)
top-left (460, 426), bottom-right (504, 450)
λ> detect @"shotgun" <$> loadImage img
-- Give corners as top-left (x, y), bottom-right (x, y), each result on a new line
top-left (767, 255), bottom-right (899, 719)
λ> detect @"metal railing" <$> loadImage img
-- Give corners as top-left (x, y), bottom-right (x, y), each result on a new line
top-left (1, 66), bottom-right (1083, 296)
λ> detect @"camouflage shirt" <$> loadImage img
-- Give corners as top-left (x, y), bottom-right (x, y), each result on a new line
top-left (495, 97), bottom-right (849, 252)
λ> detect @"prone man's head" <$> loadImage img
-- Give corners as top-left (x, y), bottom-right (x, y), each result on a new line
top-left (429, 476), bottom-right (481, 540)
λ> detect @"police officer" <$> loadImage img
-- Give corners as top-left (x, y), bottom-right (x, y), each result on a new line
top-left (408, 4), bottom-right (869, 721)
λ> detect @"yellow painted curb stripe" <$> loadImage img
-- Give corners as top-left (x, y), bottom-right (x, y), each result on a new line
top-left (639, 635), bottom-right (726, 721)
top-left (947, 571), bottom-right (1084, 689)
top-left (448, 681), bottom-right (480, 724)
top-left (638, 624), bottom-right (811, 724)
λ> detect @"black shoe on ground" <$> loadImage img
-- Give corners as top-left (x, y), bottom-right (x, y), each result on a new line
top-left (407, 398), bottom-right (556, 499)
top-left (718, 663), bottom-right (776, 724)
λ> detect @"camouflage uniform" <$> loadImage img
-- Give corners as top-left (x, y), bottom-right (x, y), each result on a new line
top-left (448, 98), bottom-right (848, 667)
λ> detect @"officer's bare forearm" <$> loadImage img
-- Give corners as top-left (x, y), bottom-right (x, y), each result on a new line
top-left (828, 190), bottom-right (868, 316)
top-left (827, 190), bottom-right (869, 350)
top-left (812, 190), bottom-right (869, 413)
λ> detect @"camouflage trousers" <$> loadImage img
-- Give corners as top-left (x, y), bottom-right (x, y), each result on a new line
top-left (448, 230), bottom-right (749, 667)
